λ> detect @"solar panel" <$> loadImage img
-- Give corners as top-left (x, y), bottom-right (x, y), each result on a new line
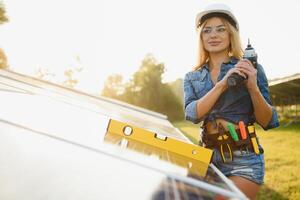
top-left (0, 69), bottom-right (247, 199)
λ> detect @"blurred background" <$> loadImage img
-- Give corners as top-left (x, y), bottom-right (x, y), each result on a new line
top-left (1, 0), bottom-right (299, 199)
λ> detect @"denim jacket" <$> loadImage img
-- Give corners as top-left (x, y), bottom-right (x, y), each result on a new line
top-left (184, 58), bottom-right (279, 130)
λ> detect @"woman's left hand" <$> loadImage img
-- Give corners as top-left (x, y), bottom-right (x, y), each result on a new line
top-left (235, 59), bottom-right (258, 91)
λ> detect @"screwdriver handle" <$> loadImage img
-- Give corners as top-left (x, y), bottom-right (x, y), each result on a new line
top-left (227, 123), bottom-right (239, 142)
top-left (248, 126), bottom-right (260, 154)
top-left (239, 121), bottom-right (247, 140)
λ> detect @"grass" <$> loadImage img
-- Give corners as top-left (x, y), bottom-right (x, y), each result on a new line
top-left (173, 120), bottom-right (300, 200)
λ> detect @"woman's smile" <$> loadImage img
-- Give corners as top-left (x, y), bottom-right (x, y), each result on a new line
top-left (208, 41), bottom-right (222, 46)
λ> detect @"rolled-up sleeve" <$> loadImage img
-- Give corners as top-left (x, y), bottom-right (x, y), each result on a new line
top-left (184, 73), bottom-right (201, 124)
top-left (256, 64), bottom-right (280, 130)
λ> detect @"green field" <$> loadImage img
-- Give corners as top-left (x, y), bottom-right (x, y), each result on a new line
top-left (173, 121), bottom-right (300, 200)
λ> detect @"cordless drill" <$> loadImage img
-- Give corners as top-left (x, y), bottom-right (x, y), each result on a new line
top-left (227, 39), bottom-right (258, 87)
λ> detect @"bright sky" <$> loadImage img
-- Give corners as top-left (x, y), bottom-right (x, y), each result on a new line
top-left (0, 0), bottom-right (299, 94)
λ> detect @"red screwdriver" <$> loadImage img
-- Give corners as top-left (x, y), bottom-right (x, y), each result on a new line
top-left (239, 121), bottom-right (247, 140)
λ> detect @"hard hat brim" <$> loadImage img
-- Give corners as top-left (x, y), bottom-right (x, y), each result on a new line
top-left (195, 8), bottom-right (239, 31)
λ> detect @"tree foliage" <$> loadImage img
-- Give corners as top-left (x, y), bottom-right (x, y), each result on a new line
top-left (168, 78), bottom-right (183, 105)
top-left (101, 54), bottom-right (184, 121)
top-left (35, 56), bottom-right (83, 88)
top-left (0, 1), bottom-right (8, 24)
top-left (0, 48), bottom-right (8, 68)
top-left (35, 68), bottom-right (55, 81)
top-left (0, 2), bottom-right (8, 68)
top-left (62, 67), bottom-right (82, 88)
top-left (102, 73), bottom-right (124, 99)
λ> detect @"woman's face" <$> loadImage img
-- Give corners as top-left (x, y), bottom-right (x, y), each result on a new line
top-left (201, 17), bottom-right (230, 54)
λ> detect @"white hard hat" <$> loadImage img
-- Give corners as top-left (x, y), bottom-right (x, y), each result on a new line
top-left (195, 3), bottom-right (239, 31)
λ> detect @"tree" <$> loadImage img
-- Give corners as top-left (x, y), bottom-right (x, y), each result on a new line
top-left (168, 78), bottom-right (183, 105)
top-left (0, 2), bottom-right (9, 69)
top-left (62, 56), bottom-right (83, 88)
top-left (0, 1), bottom-right (8, 24)
top-left (34, 56), bottom-right (83, 88)
top-left (101, 54), bottom-right (184, 121)
top-left (35, 68), bottom-right (55, 81)
top-left (159, 83), bottom-right (184, 121)
top-left (0, 48), bottom-right (8, 68)
top-left (125, 54), bottom-right (165, 110)
top-left (101, 73), bottom-right (124, 100)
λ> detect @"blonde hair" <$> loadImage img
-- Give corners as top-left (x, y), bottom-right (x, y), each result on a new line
top-left (193, 17), bottom-right (243, 71)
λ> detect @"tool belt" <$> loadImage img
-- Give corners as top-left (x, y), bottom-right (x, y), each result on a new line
top-left (202, 122), bottom-right (263, 163)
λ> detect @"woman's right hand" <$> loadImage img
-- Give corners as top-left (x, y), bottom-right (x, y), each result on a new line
top-left (216, 67), bottom-right (246, 91)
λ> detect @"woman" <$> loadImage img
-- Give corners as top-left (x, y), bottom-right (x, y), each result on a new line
top-left (184, 4), bottom-right (279, 200)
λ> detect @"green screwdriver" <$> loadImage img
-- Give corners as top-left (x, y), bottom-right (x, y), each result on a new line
top-left (227, 122), bottom-right (239, 142)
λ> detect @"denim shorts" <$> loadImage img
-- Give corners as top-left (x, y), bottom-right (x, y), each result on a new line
top-left (212, 147), bottom-right (265, 185)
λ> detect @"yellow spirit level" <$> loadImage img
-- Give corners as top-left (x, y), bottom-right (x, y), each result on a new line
top-left (106, 119), bottom-right (213, 164)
